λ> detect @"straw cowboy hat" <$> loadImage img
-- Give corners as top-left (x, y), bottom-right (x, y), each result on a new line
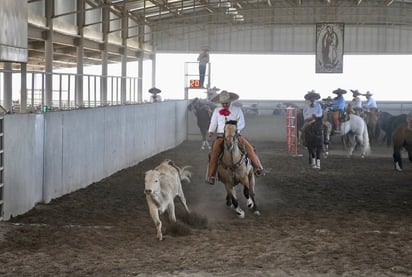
top-left (350, 89), bottom-right (362, 96)
top-left (211, 90), bottom-right (239, 103)
top-left (148, 87), bottom-right (161, 94)
top-left (304, 90), bottom-right (321, 100)
top-left (363, 91), bottom-right (373, 97)
top-left (332, 88), bottom-right (347, 95)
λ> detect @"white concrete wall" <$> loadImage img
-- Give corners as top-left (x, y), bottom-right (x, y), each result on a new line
top-left (3, 101), bottom-right (187, 220)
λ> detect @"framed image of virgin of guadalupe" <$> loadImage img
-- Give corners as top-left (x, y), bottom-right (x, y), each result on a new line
top-left (316, 23), bottom-right (344, 73)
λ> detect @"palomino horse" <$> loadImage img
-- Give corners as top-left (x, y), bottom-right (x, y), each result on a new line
top-left (217, 120), bottom-right (260, 218)
top-left (302, 117), bottom-right (325, 169)
top-left (188, 98), bottom-right (215, 150)
top-left (324, 113), bottom-right (371, 158)
top-left (392, 122), bottom-right (412, 171)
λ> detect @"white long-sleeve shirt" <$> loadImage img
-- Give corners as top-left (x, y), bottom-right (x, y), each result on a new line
top-left (303, 101), bottom-right (323, 120)
top-left (351, 96), bottom-right (363, 109)
top-left (364, 97), bottom-right (377, 110)
top-left (208, 104), bottom-right (245, 134)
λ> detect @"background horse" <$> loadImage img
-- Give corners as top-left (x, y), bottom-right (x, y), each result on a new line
top-left (392, 123), bottom-right (412, 171)
top-left (365, 111), bottom-right (380, 145)
top-left (325, 113), bottom-right (371, 158)
top-left (303, 117), bottom-right (324, 169)
top-left (379, 112), bottom-right (407, 146)
top-left (188, 98), bottom-right (215, 150)
top-left (218, 121), bottom-right (260, 218)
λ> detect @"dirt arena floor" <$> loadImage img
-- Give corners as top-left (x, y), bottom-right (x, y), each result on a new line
top-left (1, 140), bottom-right (412, 276)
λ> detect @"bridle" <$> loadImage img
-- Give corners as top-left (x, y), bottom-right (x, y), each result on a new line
top-left (220, 124), bottom-right (246, 171)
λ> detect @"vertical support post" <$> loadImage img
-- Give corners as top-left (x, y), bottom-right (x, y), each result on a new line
top-left (0, 113), bottom-right (4, 220)
top-left (45, 0), bottom-right (54, 110)
top-left (2, 63), bottom-right (12, 112)
top-left (20, 63), bottom-right (27, 113)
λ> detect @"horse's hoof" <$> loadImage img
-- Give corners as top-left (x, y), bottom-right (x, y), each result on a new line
top-left (234, 207), bottom-right (245, 218)
top-left (247, 198), bottom-right (254, 209)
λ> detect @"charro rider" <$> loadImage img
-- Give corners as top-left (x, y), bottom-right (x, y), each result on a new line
top-left (206, 90), bottom-right (264, 185)
top-left (350, 89), bottom-right (363, 116)
top-left (330, 88), bottom-right (347, 134)
top-left (363, 91), bottom-right (378, 117)
top-left (301, 90), bottom-right (323, 146)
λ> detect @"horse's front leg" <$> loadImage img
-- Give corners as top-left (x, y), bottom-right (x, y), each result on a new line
top-left (225, 183), bottom-right (245, 218)
top-left (244, 173), bottom-right (260, 216)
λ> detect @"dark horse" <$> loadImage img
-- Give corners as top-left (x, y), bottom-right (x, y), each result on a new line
top-left (188, 98), bottom-right (216, 150)
top-left (302, 117), bottom-right (324, 169)
top-left (379, 112), bottom-right (407, 146)
top-left (392, 122), bottom-right (412, 171)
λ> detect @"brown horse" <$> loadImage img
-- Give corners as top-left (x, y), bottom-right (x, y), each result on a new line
top-left (365, 110), bottom-right (380, 145)
top-left (217, 120), bottom-right (260, 218)
top-left (392, 123), bottom-right (412, 171)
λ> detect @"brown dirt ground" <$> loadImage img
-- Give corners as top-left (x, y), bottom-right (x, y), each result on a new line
top-left (1, 140), bottom-right (412, 277)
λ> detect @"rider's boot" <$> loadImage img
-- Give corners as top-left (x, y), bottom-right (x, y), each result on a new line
top-left (206, 138), bottom-right (223, 185)
top-left (238, 136), bottom-right (264, 176)
top-left (334, 122), bottom-right (341, 134)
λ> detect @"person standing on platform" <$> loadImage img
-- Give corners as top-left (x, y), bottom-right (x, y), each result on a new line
top-left (197, 47), bottom-right (210, 88)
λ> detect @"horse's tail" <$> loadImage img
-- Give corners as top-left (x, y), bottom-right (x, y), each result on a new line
top-left (362, 119), bottom-right (371, 155)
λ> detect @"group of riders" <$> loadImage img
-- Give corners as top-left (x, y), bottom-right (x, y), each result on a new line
top-left (203, 88), bottom-right (379, 185)
top-left (301, 88), bottom-right (378, 144)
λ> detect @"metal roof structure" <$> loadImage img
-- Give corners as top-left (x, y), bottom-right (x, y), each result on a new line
top-left (12, 0), bottom-right (412, 71)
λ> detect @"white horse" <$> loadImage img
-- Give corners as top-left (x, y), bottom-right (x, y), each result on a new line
top-left (325, 113), bottom-right (371, 158)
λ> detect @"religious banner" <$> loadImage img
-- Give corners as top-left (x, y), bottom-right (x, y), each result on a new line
top-left (316, 23), bottom-right (344, 73)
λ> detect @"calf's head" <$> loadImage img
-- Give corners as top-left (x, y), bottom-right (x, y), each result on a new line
top-left (144, 170), bottom-right (161, 195)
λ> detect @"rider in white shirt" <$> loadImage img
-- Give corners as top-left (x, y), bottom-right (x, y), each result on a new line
top-left (206, 90), bottom-right (264, 185)
top-left (363, 91), bottom-right (378, 111)
top-left (350, 89), bottom-right (363, 116)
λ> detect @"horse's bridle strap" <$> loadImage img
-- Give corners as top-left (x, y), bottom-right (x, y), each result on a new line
top-left (219, 154), bottom-right (246, 171)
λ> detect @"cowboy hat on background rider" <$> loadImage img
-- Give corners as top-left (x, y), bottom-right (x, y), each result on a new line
top-left (301, 90), bottom-right (323, 146)
top-left (330, 88), bottom-right (347, 134)
top-left (206, 90), bottom-right (264, 185)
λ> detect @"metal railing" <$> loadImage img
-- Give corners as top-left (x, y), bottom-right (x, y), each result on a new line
top-left (0, 70), bottom-right (140, 113)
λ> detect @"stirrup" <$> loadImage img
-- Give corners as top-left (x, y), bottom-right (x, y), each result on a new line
top-left (254, 168), bottom-right (264, 177)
